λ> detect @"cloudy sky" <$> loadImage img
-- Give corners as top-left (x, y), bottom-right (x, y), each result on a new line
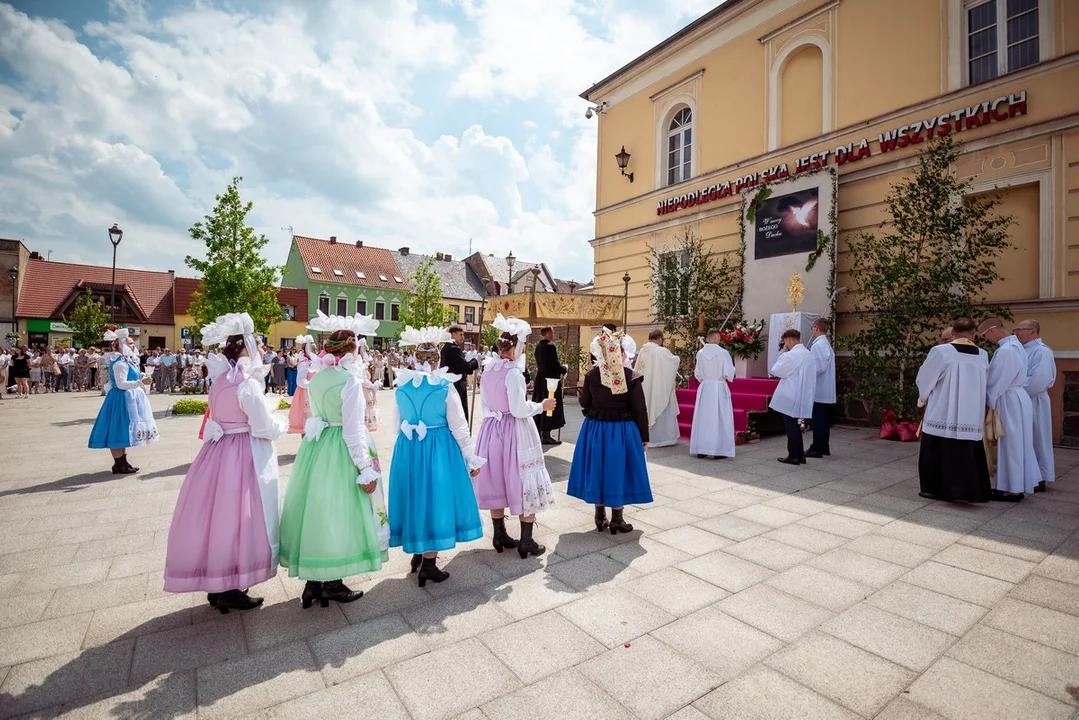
top-left (0, 0), bottom-right (718, 283)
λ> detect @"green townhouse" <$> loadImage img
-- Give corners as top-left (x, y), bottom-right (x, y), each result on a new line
top-left (284, 234), bottom-right (408, 348)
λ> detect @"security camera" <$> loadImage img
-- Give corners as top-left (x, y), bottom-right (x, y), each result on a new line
top-left (585, 107), bottom-right (593, 119)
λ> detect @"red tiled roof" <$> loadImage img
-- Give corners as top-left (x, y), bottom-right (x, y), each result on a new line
top-left (18, 258), bottom-right (175, 325)
top-left (292, 235), bottom-right (408, 290)
top-left (174, 277), bottom-right (309, 322)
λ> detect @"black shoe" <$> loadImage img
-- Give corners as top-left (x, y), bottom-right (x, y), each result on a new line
top-left (492, 517), bottom-right (519, 553)
top-left (121, 454), bottom-right (139, 473)
top-left (322, 579), bottom-right (363, 604)
top-left (207, 593), bottom-right (219, 608)
top-left (777, 457), bottom-right (801, 466)
top-left (594, 505), bottom-right (608, 532)
top-left (697, 454), bottom-right (707, 459)
top-left (112, 455), bottom-right (137, 474)
top-left (216, 589), bottom-right (263, 614)
top-left (990, 489), bottom-right (1024, 503)
top-left (301, 581), bottom-right (326, 609)
top-left (418, 557), bottom-right (449, 587)
top-left (541, 433), bottom-right (561, 446)
top-left (805, 450), bottom-right (824, 459)
top-left (609, 509), bottom-right (634, 535)
top-left (1034, 481), bottom-right (1047, 493)
top-left (517, 521), bottom-right (546, 559)
top-left (409, 554), bottom-right (423, 574)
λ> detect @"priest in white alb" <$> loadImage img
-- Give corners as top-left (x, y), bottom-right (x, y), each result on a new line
top-left (1015, 319), bottom-right (1056, 492)
top-left (634, 329), bottom-right (681, 448)
top-left (770, 329), bottom-right (815, 466)
top-left (916, 318), bottom-right (991, 503)
top-left (980, 318), bottom-right (1040, 501)
top-left (690, 329), bottom-right (736, 459)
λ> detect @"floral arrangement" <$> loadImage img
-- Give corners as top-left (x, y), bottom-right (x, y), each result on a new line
top-left (787, 272), bottom-right (804, 311)
top-left (805, 230), bottom-right (833, 272)
top-left (4, 331), bottom-right (20, 347)
top-left (719, 319), bottom-right (766, 359)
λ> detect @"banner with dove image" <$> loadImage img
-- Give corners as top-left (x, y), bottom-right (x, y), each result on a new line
top-left (753, 187), bottom-right (820, 260)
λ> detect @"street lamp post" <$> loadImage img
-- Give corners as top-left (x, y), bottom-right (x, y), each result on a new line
top-left (8, 266), bottom-right (17, 335)
top-left (622, 272), bottom-right (631, 329)
top-left (506, 251), bottom-right (515, 294)
top-left (107, 224), bottom-right (123, 322)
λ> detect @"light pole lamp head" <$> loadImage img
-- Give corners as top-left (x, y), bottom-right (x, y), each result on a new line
top-left (615, 146), bottom-right (633, 183)
top-left (622, 272), bottom-right (631, 285)
top-left (506, 251), bottom-right (515, 270)
top-left (108, 224), bottom-right (123, 247)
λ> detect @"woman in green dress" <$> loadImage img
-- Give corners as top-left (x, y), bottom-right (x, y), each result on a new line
top-left (279, 312), bottom-right (389, 608)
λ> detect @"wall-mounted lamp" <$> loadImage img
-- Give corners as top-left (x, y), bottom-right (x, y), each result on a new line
top-left (615, 146), bottom-right (634, 183)
top-left (584, 101), bottom-right (609, 119)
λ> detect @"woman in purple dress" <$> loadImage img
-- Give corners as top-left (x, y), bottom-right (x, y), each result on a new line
top-left (472, 315), bottom-right (556, 559)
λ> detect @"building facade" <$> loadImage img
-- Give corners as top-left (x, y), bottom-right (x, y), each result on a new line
top-left (172, 277), bottom-right (309, 349)
top-left (394, 248), bottom-right (487, 347)
top-left (582, 0), bottom-right (1079, 444)
top-left (284, 235), bottom-right (407, 347)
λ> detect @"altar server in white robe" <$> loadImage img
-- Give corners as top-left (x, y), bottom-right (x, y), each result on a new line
top-left (635, 329), bottom-right (681, 448)
top-left (980, 318), bottom-right (1040, 500)
top-left (916, 318), bottom-right (992, 503)
top-left (690, 329), bottom-right (736, 459)
top-left (806, 318), bottom-right (836, 459)
top-left (770, 329), bottom-right (815, 466)
top-left (1014, 319), bottom-right (1056, 491)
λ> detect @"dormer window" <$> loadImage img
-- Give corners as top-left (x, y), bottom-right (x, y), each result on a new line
top-left (311, 266), bottom-right (321, 274)
top-left (378, 274), bottom-right (388, 282)
top-left (393, 276), bottom-right (403, 283)
top-left (332, 269), bottom-right (343, 277)
top-left (356, 271), bottom-right (366, 279)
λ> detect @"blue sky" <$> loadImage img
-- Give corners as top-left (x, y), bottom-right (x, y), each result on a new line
top-left (0, 0), bottom-right (717, 282)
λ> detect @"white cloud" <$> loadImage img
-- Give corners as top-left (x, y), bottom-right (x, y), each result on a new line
top-left (0, 0), bottom-right (702, 285)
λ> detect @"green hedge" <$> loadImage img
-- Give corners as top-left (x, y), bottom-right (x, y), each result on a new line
top-left (172, 399), bottom-right (208, 415)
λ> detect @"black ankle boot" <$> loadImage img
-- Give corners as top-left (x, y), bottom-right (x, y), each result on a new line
top-left (207, 593), bottom-right (219, 608)
top-left (492, 517), bottom-right (519, 553)
top-left (517, 521), bottom-right (546, 559)
top-left (112, 455), bottom-right (137, 475)
top-left (301, 581), bottom-right (325, 609)
top-left (594, 505), bottom-right (608, 532)
top-left (418, 557), bottom-right (449, 587)
top-left (121, 454), bottom-right (139, 473)
top-left (322, 579), bottom-right (363, 604)
top-left (410, 554), bottom-right (423, 574)
top-left (609, 509), bottom-right (634, 535)
top-left (215, 589), bottom-right (263, 614)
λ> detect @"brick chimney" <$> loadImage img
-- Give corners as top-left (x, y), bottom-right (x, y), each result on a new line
top-left (399, 247), bottom-right (409, 255)
top-left (444, 254), bottom-right (452, 262)
top-left (355, 240), bottom-right (363, 247)
top-left (329, 236), bottom-right (337, 244)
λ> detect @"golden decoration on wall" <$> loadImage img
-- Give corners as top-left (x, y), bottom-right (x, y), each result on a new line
top-left (787, 272), bottom-right (804, 312)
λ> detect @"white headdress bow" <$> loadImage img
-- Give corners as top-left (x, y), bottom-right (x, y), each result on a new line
top-left (492, 314), bottom-right (531, 371)
top-left (200, 312), bottom-right (261, 382)
top-left (102, 327), bottom-right (130, 342)
top-left (308, 310), bottom-right (380, 337)
top-left (399, 326), bottom-right (452, 349)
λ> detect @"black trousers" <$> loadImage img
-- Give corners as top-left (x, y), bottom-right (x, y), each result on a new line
top-left (810, 402), bottom-right (833, 454)
top-left (783, 414), bottom-right (805, 461)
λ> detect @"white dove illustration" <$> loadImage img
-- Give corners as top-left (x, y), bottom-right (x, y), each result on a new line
top-left (790, 199), bottom-right (817, 227)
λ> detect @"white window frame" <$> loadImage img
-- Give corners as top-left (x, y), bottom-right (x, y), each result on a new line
top-left (336, 297), bottom-right (348, 316)
top-left (375, 301), bottom-right (386, 320)
top-left (664, 106), bottom-right (693, 187)
top-left (310, 266), bottom-right (321, 274)
top-left (317, 294), bottom-right (330, 314)
top-left (949, 0), bottom-right (1052, 90)
top-left (356, 271), bottom-right (366, 279)
top-left (356, 298), bottom-right (367, 315)
top-left (391, 303), bottom-right (400, 322)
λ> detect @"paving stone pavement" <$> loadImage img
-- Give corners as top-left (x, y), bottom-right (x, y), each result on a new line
top-left (2, 389), bottom-right (1079, 719)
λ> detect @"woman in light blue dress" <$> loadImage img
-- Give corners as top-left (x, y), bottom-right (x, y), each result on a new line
top-left (388, 326), bottom-right (485, 587)
top-left (88, 327), bottom-right (159, 474)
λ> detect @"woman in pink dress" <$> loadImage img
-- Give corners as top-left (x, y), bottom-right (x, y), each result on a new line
top-left (164, 313), bottom-right (288, 614)
top-left (289, 333), bottom-right (320, 435)
top-left (473, 315), bottom-right (556, 559)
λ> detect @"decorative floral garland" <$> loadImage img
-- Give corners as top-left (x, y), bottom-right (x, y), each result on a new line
top-left (805, 230), bottom-right (833, 272)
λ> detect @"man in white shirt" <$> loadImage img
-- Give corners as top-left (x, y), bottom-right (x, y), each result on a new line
top-left (635, 329), bottom-right (682, 449)
top-left (806, 318), bottom-right (836, 459)
top-left (980, 318), bottom-right (1040, 501)
top-left (689, 329), bottom-right (736, 458)
top-left (57, 348), bottom-right (73, 392)
top-left (1013, 319), bottom-right (1056, 492)
top-left (770, 329), bottom-right (815, 466)
top-left (916, 318), bottom-right (991, 502)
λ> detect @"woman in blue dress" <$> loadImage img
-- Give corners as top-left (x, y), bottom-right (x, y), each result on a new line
top-left (89, 327), bottom-right (159, 474)
top-left (568, 330), bottom-right (652, 534)
top-left (388, 326), bottom-right (485, 587)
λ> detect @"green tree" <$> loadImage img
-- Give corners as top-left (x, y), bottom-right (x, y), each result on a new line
top-left (646, 227), bottom-right (740, 377)
top-left (65, 288), bottom-right (109, 349)
top-left (397, 257), bottom-right (455, 334)
top-left (184, 176), bottom-right (282, 334)
top-left (481, 323), bottom-right (500, 350)
top-left (843, 135), bottom-right (1014, 421)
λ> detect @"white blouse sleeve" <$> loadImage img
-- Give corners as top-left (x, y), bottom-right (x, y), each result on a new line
top-left (296, 359), bottom-right (316, 389)
top-left (722, 351), bottom-right (736, 382)
top-left (915, 346), bottom-right (946, 407)
top-left (1025, 348), bottom-right (1056, 396)
top-left (341, 375), bottom-right (377, 477)
top-left (506, 368), bottom-right (544, 418)
top-left (111, 359), bottom-right (143, 391)
top-left (238, 377), bottom-right (288, 441)
top-left (446, 381), bottom-right (485, 471)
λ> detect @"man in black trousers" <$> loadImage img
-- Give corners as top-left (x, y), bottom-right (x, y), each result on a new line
top-left (532, 326), bottom-right (568, 445)
top-left (440, 325), bottom-right (479, 420)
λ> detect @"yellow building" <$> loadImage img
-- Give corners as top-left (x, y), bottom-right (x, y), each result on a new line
top-left (582, 0), bottom-right (1079, 444)
top-left (173, 278), bottom-right (309, 350)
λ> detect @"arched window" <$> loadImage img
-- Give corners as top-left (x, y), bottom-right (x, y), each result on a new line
top-left (666, 107), bottom-right (693, 186)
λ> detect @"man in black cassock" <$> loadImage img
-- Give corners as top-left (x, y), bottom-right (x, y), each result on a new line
top-left (532, 326), bottom-right (568, 445)
top-left (440, 325), bottom-right (479, 421)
